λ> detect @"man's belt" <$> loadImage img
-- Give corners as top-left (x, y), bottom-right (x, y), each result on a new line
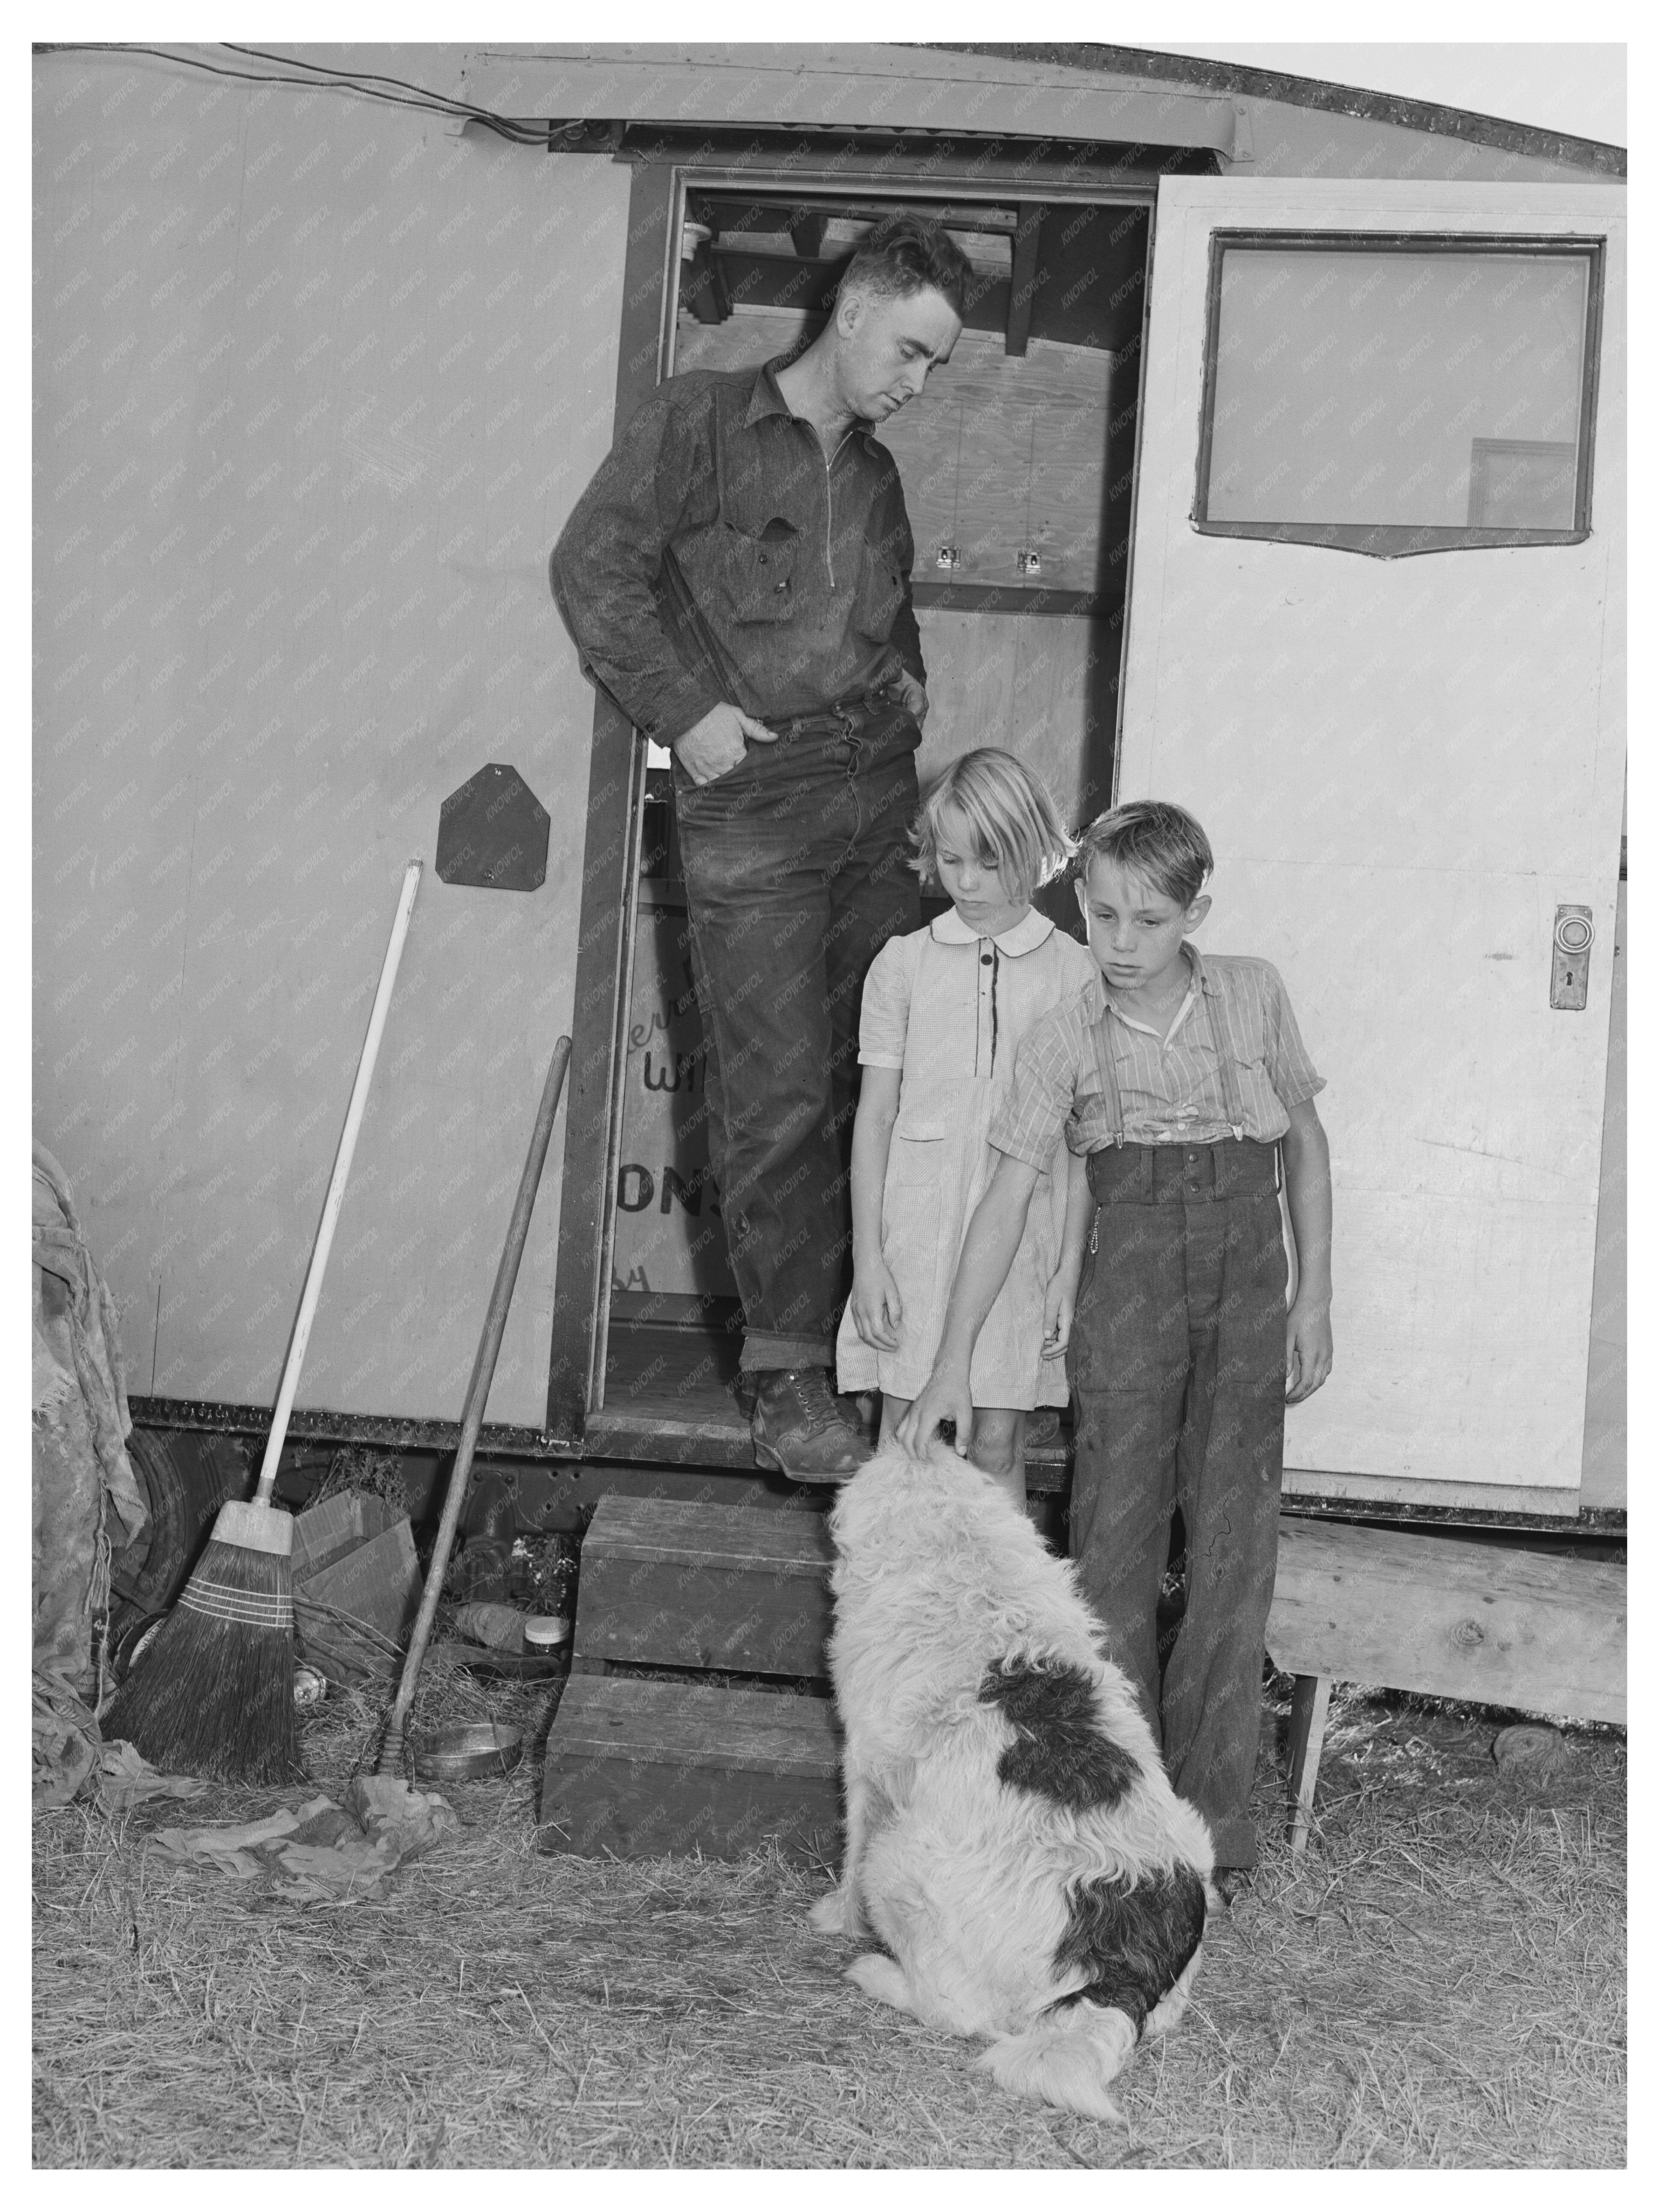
top-left (771, 685), bottom-right (910, 741)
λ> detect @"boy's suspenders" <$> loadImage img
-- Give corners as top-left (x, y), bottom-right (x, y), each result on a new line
top-left (1088, 1018), bottom-right (1128, 1148)
top-left (1214, 1010), bottom-right (1248, 1145)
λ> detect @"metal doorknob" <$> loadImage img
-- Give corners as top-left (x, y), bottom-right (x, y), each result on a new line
top-left (1554, 912), bottom-right (1595, 956)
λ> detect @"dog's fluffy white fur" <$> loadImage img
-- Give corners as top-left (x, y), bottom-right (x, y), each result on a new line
top-left (811, 1445), bottom-right (1215, 2123)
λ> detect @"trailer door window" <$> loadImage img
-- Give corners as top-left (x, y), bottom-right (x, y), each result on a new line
top-left (1195, 236), bottom-right (1602, 554)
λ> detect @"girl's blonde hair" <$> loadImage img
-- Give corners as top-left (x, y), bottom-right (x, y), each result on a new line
top-left (911, 749), bottom-right (1075, 902)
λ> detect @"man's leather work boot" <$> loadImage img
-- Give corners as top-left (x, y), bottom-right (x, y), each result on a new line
top-left (750, 1369), bottom-right (873, 1484)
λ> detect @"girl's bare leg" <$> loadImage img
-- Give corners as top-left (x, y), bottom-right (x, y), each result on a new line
top-left (969, 1406), bottom-right (1026, 1510)
top-left (878, 1394), bottom-right (911, 1448)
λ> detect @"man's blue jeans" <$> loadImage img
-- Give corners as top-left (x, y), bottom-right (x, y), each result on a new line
top-left (672, 704), bottom-right (920, 1375)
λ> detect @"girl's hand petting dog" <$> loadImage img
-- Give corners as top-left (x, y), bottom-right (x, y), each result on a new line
top-left (896, 1364), bottom-right (975, 1456)
top-left (848, 1258), bottom-right (904, 1353)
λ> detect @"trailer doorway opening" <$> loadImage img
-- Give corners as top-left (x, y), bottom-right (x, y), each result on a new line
top-left (595, 181), bottom-right (1154, 1456)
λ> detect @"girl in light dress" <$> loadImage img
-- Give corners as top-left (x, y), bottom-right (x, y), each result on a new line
top-left (836, 749), bottom-right (1097, 1505)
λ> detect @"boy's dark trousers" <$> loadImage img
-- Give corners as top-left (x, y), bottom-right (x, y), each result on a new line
top-left (1067, 1138), bottom-right (1287, 1868)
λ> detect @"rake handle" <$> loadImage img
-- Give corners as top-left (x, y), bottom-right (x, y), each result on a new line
top-left (380, 1035), bottom-right (573, 1773)
top-left (253, 859), bottom-right (424, 1509)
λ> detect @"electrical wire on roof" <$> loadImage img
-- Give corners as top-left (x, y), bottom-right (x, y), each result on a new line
top-left (1021, 411), bottom-right (1039, 574)
top-left (32, 41), bottom-right (558, 145)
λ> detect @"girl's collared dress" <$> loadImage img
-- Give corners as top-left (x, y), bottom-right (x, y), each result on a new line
top-left (836, 906), bottom-right (1097, 1409)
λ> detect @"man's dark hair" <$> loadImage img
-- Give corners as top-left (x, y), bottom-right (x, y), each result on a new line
top-left (840, 211), bottom-right (970, 318)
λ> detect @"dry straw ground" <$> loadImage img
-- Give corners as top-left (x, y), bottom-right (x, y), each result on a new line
top-left (34, 1666), bottom-right (1625, 2169)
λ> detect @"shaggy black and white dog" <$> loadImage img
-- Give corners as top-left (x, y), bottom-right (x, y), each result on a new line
top-left (810, 1445), bottom-right (1215, 2122)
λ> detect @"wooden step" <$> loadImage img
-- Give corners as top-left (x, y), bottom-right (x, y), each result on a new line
top-left (583, 1390), bottom-right (1072, 1489)
top-left (572, 1495), bottom-right (836, 1679)
top-left (591, 1321), bottom-right (1072, 1487)
top-left (537, 1675), bottom-right (842, 1863)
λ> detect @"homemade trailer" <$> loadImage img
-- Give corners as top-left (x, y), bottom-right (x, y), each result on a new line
top-left (34, 44), bottom-right (1625, 1592)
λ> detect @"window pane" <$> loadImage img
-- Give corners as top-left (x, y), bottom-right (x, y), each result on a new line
top-left (1204, 247), bottom-right (1591, 533)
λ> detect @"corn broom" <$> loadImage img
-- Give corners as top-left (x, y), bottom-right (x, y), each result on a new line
top-left (105, 860), bottom-right (423, 1783)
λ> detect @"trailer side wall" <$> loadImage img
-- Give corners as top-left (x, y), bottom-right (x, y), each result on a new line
top-left (34, 56), bottom-right (631, 1425)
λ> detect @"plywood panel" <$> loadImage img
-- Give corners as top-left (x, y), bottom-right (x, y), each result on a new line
top-left (674, 310), bottom-right (1119, 594)
top-left (1118, 180), bottom-right (1626, 1499)
top-left (33, 56), bottom-right (633, 1425)
top-left (1012, 615), bottom-right (1117, 827)
top-left (610, 902), bottom-right (737, 1303)
top-left (914, 612), bottom-right (1106, 828)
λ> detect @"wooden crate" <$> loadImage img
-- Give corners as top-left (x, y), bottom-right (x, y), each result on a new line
top-left (571, 1495), bottom-right (835, 1679)
top-left (538, 1676), bottom-right (841, 1864)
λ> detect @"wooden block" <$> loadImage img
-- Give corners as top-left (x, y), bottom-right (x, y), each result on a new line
top-left (1267, 1518), bottom-right (1625, 1725)
top-left (573, 1496), bottom-right (835, 1678)
top-left (292, 1490), bottom-right (401, 1579)
top-left (538, 1676), bottom-right (842, 1864)
top-left (293, 1496), bottom-right (422, 1684)
top-left (1286, 1673), bottom-right (1332, 1856)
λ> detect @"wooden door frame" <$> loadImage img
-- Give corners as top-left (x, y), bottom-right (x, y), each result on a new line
top-left (545, 157), bottom-right (681, 1438)
top-left (545, 142), bottom-right (1176, 1440)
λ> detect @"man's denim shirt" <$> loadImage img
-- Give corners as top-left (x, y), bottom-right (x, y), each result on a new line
top-left (550, 359), bottom-right (927, 746)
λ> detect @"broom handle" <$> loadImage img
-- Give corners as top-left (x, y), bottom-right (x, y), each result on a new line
top-left (252, 859), bottom-right (424, 1509)
top-left (380, 1034), bottom-right (572, 1771)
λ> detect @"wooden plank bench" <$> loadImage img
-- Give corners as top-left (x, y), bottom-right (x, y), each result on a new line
top-left (1266, 1516), bottom-right (1626, 1853)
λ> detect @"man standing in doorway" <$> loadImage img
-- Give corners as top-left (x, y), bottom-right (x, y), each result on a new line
top-left (552, 213), bottom-right (968, 1480)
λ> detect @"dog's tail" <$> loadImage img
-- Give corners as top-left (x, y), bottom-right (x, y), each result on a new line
top-left (978, 1999), bottom-right (1138, 2123)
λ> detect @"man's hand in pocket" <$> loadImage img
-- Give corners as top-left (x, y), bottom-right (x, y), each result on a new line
top-left (674, 702), bottom-right (777, 785)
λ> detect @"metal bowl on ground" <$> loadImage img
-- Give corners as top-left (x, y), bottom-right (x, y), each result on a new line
top-left (411, 1722), bottom-right (523, 1781)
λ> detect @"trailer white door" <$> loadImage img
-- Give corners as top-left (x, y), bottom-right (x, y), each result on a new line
top-left (1118, 180), bottom-right (1625, 1507)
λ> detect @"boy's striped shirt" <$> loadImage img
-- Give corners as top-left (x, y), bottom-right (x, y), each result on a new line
top-left (989, 947), bottom-right (1324, 1163)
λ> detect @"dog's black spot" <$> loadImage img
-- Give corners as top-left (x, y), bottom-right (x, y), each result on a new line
top-left (979, 1658), bottom-right (1141, 1814)
top-left (1048, 1863), bottom-right (1208, 2037)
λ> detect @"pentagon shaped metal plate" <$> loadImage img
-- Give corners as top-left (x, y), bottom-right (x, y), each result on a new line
top-left (436, 762), bottom-right (550, 892)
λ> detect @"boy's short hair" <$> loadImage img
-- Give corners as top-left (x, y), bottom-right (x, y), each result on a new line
top-left (912, 749), bottom-right (1075, 903)
top-left (840, 212), bottom-right (971, 320)
top-left (1075, 801), bottom-right (1214, 910)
